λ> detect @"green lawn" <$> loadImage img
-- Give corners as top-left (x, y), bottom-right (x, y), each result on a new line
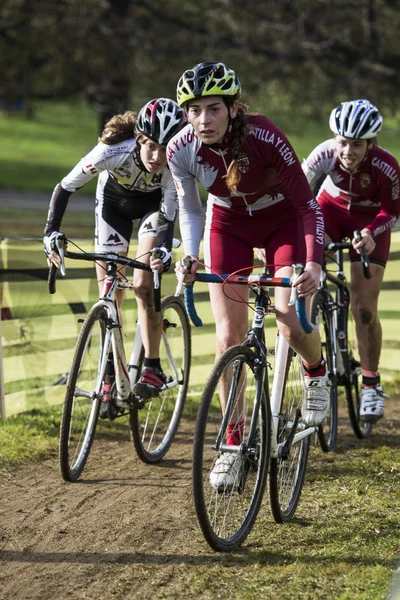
top-left (1, 98), bottom-right (400, 194)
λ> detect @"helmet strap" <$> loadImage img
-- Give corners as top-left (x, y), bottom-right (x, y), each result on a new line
top-left (133, 140), bottom-right (149, 173)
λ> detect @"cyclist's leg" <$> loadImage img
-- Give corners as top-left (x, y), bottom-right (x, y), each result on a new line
top-left (94, 190), bottom-right (132, 310)
top-left (205, 209), bottom-right (253, 482)
top-left (94, 194), bottom-right (131, 415)
top-left (133, 211), bottom-right (165, 397)
top-left (350, 261), bottom-right (384, 371)
top-left (350, 260), bottom-right (386, 420)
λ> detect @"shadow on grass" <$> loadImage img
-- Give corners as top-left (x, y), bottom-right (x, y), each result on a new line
top-left (0, 547), bottom-right (396, 569)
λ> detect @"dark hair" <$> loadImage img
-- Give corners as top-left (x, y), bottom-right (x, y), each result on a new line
top-left (99, 111), bottom-right (137, 145)
top-left (222, 98), bottom-right (250, 192)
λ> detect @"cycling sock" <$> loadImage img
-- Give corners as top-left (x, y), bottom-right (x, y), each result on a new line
top-left (227, 419), bottom-right (244, 446)
top-left (303, 355), bottom-right (326, 377)
top-left (144, 357), bottom-right (161, 370)
top-left (362, 371), bottom-right (380, 388)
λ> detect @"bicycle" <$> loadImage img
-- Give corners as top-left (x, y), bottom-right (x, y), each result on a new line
top-left (48, 234), bottom-right (191, 482)
top-left (178, 263), bottom-right (317, 552)
top-left (311, 230), bottom-right (372, 451)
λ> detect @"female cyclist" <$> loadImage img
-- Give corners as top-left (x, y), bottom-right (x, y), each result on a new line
top-left (44, 98), bottom-right (186, 412)
top-left (302, 99), bottom-right (400, 423)
top-left (167, 61), bottom-right (330, 487)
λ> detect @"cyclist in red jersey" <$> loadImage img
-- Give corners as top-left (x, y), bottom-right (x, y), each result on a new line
top-left (44, 99), bottom-right (186, 410)
top-left (302, 99), bottom-right (400, 423)
top-left (168, 62), bottom-right (330, 488)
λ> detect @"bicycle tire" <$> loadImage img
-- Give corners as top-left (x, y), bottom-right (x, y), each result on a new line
top-left (269, 345), bottom-right (310, 523)
top-left (59, 304), bottom-right (107, 481)
top-left (345, 305), bottom-right (373, 439)
top-left (192, 345), bottom-right (271, 552)
top-left (129, 296), bottom-right (191, 463)
top-left (311, 290), bottom-right (339, 452)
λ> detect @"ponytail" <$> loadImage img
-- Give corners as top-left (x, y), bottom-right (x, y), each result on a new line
top-left (100, 111), bottom-right (138, 145)
top-left (223, 101), bottom-right (250, 192)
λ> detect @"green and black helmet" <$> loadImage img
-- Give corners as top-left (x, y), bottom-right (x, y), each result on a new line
top-left (176, 62), bottom-right (241, 107)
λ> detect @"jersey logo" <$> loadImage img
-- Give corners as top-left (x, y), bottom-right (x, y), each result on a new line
top-left (107, 233), bottom-right (122, 243)
top-left (143, 221), bottom-right (154, 231)
top-left (360, 173), bottom-right (371, 188)
top-left (237, 153), bottom-right (250, 174)
top-left (84, 163), bottom-right (97, 175)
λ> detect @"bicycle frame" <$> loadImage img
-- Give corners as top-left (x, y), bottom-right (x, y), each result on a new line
top-left (91, 263), bottom-right (137, 408)
top-left (270, 334), bottom-right (318, 458)
top-left (321, 248), bottom-right (353, 382)
top-left (182, 267), bottom-right (317, 460)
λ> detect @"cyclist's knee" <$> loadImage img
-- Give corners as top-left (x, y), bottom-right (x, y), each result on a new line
top-left (134, 281), bottom-right (153, 305)
top-left (216, 327), bottom-right (246, 353)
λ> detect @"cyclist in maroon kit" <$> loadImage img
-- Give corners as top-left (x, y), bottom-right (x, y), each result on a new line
top-left (303, 99), bottom-right (400, 423)
top-left (167, 61), bottom-right (329, 488)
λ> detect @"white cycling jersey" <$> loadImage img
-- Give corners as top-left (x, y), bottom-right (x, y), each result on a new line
top-left (45, 137), bottom-right (178, 251)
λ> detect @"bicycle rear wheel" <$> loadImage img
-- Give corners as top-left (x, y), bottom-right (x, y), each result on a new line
top-left (192, 345), bottom-right (271, 552)
top-left (345, 306), bottom-right (372, 439)
top-left (311, 290), bottom-right (338, 452)
top-left (59, 304), bottom-right (107, 482)
top-left (129, 296), bottom-right (191, 463)
top-left (269, 345), bottom-right (310, 523)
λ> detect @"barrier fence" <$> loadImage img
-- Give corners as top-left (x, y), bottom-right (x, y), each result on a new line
top-left (1, 234), bottom-right (399, 419)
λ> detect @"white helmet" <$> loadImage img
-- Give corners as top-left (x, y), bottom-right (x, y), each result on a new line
top-left (136, 98), bottom-right (186, 145)
top-left (329, 99), bottom-right (383, 139)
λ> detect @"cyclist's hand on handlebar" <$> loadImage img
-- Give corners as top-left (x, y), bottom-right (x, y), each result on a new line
top-left (352, 228), bottom-right (375, 256)
top-left (292, 262), bottom-right (321, 297)
top-left (43, 231), bottom-right (63, 268)
top-left (175, 254), bottom-right (198, 284)
top-left (150, 246), bottom-right (172, 273)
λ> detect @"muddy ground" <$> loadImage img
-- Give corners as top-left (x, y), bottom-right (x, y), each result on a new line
top-left (0, 401), bottom-right (399, 600)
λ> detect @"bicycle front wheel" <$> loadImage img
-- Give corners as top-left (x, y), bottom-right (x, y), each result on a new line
top-left (269, 346), bottom-right (310, 523)
top-left (129, 296), bottom-right (191, 463)
top-left (311, 289), bottom-right (339, 452)
top-left (193, 345), bottom-right (271, 552)
top-left (59, 304), bottom-right (107, 482)
top-left (345, 306), bottom-right (373, 439)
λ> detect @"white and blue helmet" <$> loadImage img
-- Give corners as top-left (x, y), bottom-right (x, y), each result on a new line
top-left (329, 99), bottom-right (383, 140)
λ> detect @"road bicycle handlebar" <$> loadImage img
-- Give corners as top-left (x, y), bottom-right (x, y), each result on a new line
top-left (47, 233), bottom-right (165, 311)
top-left (178, 267), bottom-right (313, 334)
top-left (324, 229), bottom-right (370, 279)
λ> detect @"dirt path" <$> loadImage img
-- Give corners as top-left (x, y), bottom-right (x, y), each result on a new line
top-left (0, 422), bottom-right (207, 600)
top-left (0, 401), bottom-right (399, 600)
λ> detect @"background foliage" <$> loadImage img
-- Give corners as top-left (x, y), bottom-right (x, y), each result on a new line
top-left (1, 0), bottom-right (400, 131)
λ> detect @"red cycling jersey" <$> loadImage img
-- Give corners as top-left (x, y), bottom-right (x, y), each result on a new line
top-left (167, 114), bottom-right (324, 266)
top-left (302, 139), bottom-right (400, 237)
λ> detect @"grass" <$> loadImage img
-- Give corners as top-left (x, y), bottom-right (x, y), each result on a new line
top-left (0, 99), bottom-right (98, 194)
top-left (1, 98), bottom-right (400, 195)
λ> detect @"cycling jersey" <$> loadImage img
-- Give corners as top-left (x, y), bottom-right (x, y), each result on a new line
top-left (302, 139), bottom-right (400, 237)
top-left (45, 137), bottom-right (178, 250)
top-left (167, 115), bottom-right (324, 265)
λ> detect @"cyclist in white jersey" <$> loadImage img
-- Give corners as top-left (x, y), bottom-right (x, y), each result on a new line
top-left (44, 98), bottom-right (186, 409)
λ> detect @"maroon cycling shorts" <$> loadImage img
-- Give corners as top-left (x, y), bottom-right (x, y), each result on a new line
top-left (204, 201), bottom-right (306, 275)
top-left (318, 196), bottom-right (390, 267)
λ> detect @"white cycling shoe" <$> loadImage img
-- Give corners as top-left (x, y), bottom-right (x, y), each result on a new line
top-left (209, 453), bottom-right (242, 491)
top-left (302, 373), bottom-right (331, 427)
top-left (360, 385), bottom-right (387, 422)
